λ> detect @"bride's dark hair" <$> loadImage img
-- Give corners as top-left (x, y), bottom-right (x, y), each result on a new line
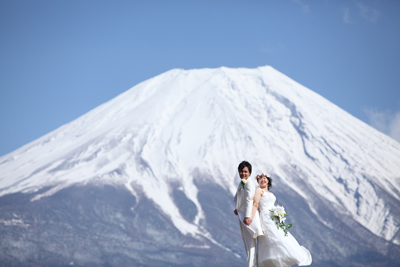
top-left (267, 177), bottom-right (272, 190)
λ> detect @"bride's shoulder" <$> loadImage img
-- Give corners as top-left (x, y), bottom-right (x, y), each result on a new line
top-left (255, 187), bottom-right (264, 195)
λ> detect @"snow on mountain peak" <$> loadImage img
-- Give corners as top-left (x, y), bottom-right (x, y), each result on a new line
top-left (1, 65), bottom-right (399, 244)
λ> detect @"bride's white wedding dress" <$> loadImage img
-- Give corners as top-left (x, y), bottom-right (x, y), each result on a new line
top-left (257, 190), bottom-right (312, 267)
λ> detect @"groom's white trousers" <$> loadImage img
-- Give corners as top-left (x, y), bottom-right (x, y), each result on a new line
top-left (239, 218), bottom-right (257, 267)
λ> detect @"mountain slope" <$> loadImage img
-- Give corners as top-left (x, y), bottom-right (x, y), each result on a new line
top-left (1, 66), bottom-right (400, 266)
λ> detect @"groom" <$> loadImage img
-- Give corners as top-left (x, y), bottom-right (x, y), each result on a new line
top-left (234, 161), bottom-right (263, 267)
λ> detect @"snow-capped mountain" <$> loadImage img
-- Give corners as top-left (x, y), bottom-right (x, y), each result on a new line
top-left (1, 66), bottom-right (399, 266)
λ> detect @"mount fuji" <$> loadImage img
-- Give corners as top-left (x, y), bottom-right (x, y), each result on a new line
top-left (1, 66), bottom-right (400, 266)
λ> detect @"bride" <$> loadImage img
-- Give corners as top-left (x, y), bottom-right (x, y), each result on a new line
top-left (251, 173), bottom-right (312, 267)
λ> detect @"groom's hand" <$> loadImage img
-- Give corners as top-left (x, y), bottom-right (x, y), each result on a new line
top-left (234, 209), bottom-right (238, 215)
top-left (244, 217), bottom-right (252, 225)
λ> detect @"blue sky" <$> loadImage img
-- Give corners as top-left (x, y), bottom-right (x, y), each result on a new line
top-left (1, 0), bottom-right (400, 156)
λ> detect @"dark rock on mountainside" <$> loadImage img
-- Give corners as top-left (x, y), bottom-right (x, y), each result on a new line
top-left (0, 183), bottom-right (244, 267)
top-left (1, 179), bottom-right (399, 266)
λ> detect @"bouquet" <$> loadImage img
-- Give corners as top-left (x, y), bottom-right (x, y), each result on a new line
top-left (269, 201), bottom-right (293, 236)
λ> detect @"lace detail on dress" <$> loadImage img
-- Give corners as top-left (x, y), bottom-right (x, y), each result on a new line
top-left (259, 190), bottom-right (276, 212)
top-left (258, 190), bottom-right (276, 235)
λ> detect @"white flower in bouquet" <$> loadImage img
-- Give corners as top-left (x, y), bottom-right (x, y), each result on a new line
top-left (269, 201), bottom-right (293, 236)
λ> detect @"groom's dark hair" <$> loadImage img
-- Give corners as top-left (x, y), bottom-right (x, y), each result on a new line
top-left (238, 161), bottom-right (252, 174)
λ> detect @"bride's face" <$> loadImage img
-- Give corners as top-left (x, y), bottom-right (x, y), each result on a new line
top-left (239, 167), bottom-right (250, 180)
top-left (258, 176), bottom-right (269, 188)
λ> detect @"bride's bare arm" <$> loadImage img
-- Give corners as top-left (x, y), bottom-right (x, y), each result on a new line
top-left (251, 188), bottom-right (263, 220)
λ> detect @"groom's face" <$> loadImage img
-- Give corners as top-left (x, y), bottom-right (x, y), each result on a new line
top-left (239, 167), bottom-right (250, 180)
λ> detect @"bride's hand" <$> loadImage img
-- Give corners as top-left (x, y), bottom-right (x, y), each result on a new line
top-left (244, 217), bottom-right (252, 225)
top-left (234, 209), bottom-right (238, 215)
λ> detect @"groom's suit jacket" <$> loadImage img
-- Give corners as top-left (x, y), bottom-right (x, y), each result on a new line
top-left (234, 177), bottom-right (264, 238)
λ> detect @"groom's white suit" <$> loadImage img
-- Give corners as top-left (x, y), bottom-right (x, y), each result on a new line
top-left (234, 177), bottom-right (264, 267)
